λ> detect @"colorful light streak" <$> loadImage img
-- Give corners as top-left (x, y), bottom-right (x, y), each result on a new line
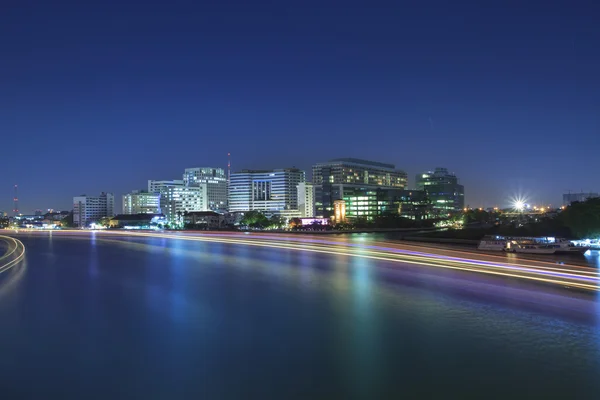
top-left (0, 235), bottom-right (26, 274)
top-left (10, 230), bottom-right (600, 292)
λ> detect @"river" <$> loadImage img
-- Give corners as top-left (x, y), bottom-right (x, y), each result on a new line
top-left (1, 232), bottom-right (599, 398)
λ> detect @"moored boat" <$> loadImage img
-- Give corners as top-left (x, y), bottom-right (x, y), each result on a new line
top-left (477, 235), bottom-right (506, 251)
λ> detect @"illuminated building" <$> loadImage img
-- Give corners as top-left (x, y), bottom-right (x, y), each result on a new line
top-left (148, 180), bottom-right (184, 193)
top-left (159, 185), bottom-right (208, 224)
top-left (183, 167), bottom-right (228, 211)
top-left (333, 199), bottom-right (346, 222)
top-left (563, 192), bottom-right (598, 206)
top-left (297, 182), bottom-right (316, 218)
top-left (122, 190), bottom-right (161, 214)
top-left (73, 192), bottom-right (115, 227)
top-left (228, 168), bottom-right (305, 217)
top-left (415, 167), bottom-right (464, 213)
top-left (184, 211), bottom-right (225, 229)
top-left (313, 158), bottom-right (407, 217)
top-left (109, 213), bottom-right (164, 228)
top-left (340, 187), bottom-right (431, 220)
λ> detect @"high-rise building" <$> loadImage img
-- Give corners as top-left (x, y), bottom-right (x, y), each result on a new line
top-left (183, 167), bottom-right (228, 211)
top-left (312, 158), bottom-right (407, 218)
top-left (415, 168), bottom-right (464, 213)
top-left (73, 192), bottom-right (114, 227)
top-left (297, 182), bottom-right (316, 218)
top-left (159, 185), bottom-right (208, 223)
top-left (122, 190), bottom-right (161, 214)
top-left (228, 168), bottom-right (305, 217)
top-left (148, 180), bottom-right (184, 194)
top-left (563, 192), bottom-right (599, 206)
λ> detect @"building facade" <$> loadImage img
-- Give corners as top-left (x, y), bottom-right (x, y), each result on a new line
top-left (73, 192), bottom-right (115, 227)
top-left (122, 190), bottom-right (161, 214)
top-left (183, 167), bottom-right (228, 211)
top-left (297, 182), bottom-right (316, 218)
top-left (415, 168), bottom-right (464, 214)
top-left (563, 192), bottom-right (599, 206)
top-left (228, 169), bottom-right (305, 217)
top-left (148, 180), bottom-right (184, 194)
top-left (337, 187), bottom-right (431, 220)
top-left (184, 211), bottom-right (225, 229)
top-left (313, 158), bottom-right (408, 218)
top-left (159, 185), bottom-right (208, 224)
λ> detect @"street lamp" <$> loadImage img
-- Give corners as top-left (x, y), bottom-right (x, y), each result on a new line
top-left (514, 201), bottom-right (525, 211)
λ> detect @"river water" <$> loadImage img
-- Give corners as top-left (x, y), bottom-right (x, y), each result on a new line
top-left (1, 233), bottom-right (599, 398)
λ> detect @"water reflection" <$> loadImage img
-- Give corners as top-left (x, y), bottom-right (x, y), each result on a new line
top-left (2, 234), bottom-right (600, 398)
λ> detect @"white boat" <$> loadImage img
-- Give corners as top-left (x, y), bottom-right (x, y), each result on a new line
top-left (477, 236), bottom-right (506, 251)
top-left (511, 244), bottom-right (556, 255)
top-left (549, 239), bottom-right (590, 254)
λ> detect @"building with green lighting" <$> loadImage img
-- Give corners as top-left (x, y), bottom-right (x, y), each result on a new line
top-left (313, 158), bottom-right (408, 218)
top-left (340, 187), bottom-right (432, 220)
top-left (415, 167), bottom-right (464, 214)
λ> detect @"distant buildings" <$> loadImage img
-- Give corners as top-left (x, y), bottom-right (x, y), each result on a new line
top-left (73, 192), bottom-right (114, 227)
top-left (415, 168), bottom-right (464, 213)
top-left (145, 167), bottom-right (227, 224)
top-left (109, 213), bottom-right (164, 229)
top-left (297, 182), bottom-right (316, 218)
top-left (122, 190), bottom-right (161, 214)
top-left (148, 180), bottom-right (184, 194)
top-left (312, 158), bottom-right (408, 218)
top-left (333, 187), bottom-right (432, 221)
top-left (228, 168), bottom-right (305, 217)
top-left (184, 211), bottom-right (225, 229)
top-left (183, 167), bottom-right (228, 211)
top-left (159, 185), bottom-right (207, 224)
top-left (563, 192), bottom-right (599, 206)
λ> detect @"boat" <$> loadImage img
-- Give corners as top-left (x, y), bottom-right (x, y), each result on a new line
top-left (510, 244), bottom-right (556, 255)
top-left (477, 235), bottom-right (506, 251)
top-left (569, 239), bottom-right (598, 252)
top-left (547, 238), bottom-right (590, 254)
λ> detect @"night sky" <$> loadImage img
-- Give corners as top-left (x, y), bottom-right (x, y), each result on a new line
top-left (2, 0), bottom-right (599, 213)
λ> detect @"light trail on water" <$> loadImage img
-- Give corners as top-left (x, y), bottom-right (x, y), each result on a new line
top-left (17, 230), bottom-right (600, 292)
top-left (0, 235), bottom-right (26, 274)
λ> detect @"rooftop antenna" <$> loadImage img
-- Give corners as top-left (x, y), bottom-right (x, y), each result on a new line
top-left (227, 152), bottom-right (231, 182)
top-left (13, 184), bottom-right (19, 216)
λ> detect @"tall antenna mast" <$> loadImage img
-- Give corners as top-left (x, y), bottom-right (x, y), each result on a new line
top-left (227, 152), bottom-right (231, 182)
top-left (13, 184), bottom-right (19, 216)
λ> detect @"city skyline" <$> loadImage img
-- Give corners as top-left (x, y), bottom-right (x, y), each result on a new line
top-left (1, 155), bottom-right (595, 214)
top-left (2, 1), bottom-right (599, 212)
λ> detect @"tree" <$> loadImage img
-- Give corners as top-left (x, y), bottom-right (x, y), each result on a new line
top-left (240, 211), bottom-right (269, 229)
top-left (559, 198), bottom-right (600, 238)
top-left (60, 212), bottom-right (74, 228)
top-left (98, 217), bottom-right (112, 228)
top-left (268, 215), bottom-right (285, 229)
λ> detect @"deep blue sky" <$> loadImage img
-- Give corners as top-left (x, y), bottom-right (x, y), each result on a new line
top-left (2, 0), bottom-right (599, 213)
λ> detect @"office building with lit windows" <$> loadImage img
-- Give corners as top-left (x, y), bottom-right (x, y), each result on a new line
top-left (312, 158), bottom-right (407, 218)
top-left (228, 168), bottom-right (305, 217)
top-left (297, 182), bottom-right (316, 218)
top-left (122, 190), bottom-right (161, 214)
top-left (73, 192), bottom-right (114, 227)
top-left (415, 167), bottom-right (464, 213)
top-left (336, 187), bottom-right (431, 220)
top-left (183, 167), bottom-right (228, 211)
top-left (159, 185), bottom-right (208, 223)
top-left (148, 180), bottom-right (184, 194)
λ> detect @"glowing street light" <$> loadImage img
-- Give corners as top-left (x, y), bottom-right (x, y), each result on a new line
top-left (514, 200), bottom-right (525, 211)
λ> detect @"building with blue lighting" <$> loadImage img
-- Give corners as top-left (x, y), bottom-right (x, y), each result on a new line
top-left (228, 168), bottom-right (305, 217)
